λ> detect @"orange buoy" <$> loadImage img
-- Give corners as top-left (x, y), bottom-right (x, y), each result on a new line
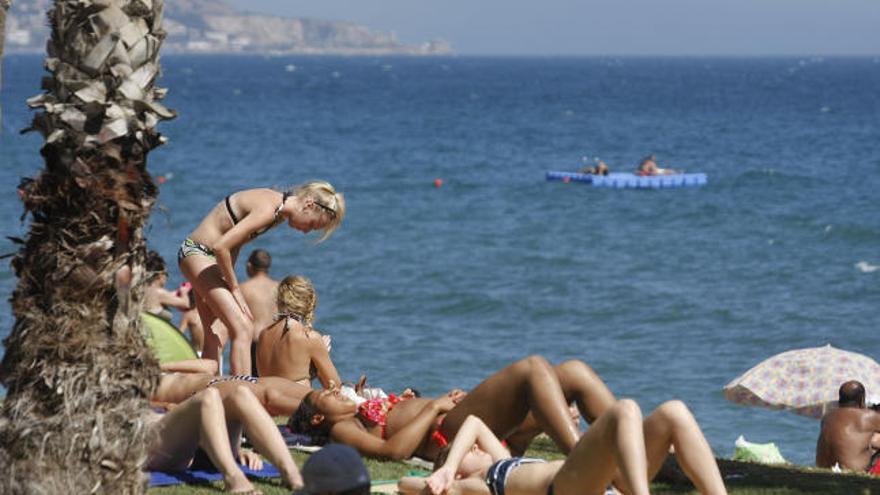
top-left (434, 178), bottom-right (443, 188)
top-left (562, 176), bottom-right (571, 183)
top-left (157, 175), bottom-right (167, 184)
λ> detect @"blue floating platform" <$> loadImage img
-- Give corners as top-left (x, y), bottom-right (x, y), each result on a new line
top-left (546, 171), bottom-right (707, 189)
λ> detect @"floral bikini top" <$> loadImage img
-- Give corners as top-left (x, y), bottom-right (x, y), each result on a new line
top-left (357, 394), bottom-right (412, 438)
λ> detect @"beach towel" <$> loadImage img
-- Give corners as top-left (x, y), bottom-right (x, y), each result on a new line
top-left (148, 461), bottom-right (280, 487)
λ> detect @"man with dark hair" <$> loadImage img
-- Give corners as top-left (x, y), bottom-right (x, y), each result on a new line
top-left (241, 249), bottom-right (280, 375)
top-left (816, 380), bottom-right (880, 473)
top-left (299, 444), bottom-right (370, 495)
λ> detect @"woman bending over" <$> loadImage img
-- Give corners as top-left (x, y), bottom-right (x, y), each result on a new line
top-left (255, 274), bottom-right (340, 387)
top-left (178, 182), bottom-right (345, 375)
top-left (289, 355), bottom-right (616, 462)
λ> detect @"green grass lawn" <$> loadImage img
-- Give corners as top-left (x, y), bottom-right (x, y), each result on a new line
top-left (147, 436), bottom-right (880, 495)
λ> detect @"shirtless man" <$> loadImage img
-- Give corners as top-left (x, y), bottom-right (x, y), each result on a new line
top-left (241, 249), bottom-right (280, 375)
top-left (241, 249), bottom-right (280, 336)
top-left (816, 380), bottom-right (880, 473)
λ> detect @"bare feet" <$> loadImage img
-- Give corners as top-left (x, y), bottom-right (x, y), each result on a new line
top-left (225, 471), bottom-right (260, 494)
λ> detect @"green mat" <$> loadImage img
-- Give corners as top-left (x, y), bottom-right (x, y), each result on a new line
top-left (142, 312), bottom-right (198, 364)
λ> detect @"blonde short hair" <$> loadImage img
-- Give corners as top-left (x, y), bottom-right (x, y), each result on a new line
top-left (289, 181), bottom-right (345, 243)
top-left (276, 275), bottom-right (317, 326)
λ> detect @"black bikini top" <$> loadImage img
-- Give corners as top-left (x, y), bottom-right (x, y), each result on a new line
top-left (225, 191), bottom-right (290, 239)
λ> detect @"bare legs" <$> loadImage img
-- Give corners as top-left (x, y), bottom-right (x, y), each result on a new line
top-left (440, 356), bottom-right (583, 455)
top-left (221, 385), bottom-right (304, 489)
top-left (555, 359), bottom-right (616, 422)
top-left (146, 388), bottom-right (258, 494)
top-left (553, 399), bottom-right (726, 495)
top-left (641, 401), bottom-right (727, 495)
top-left (553, 399), bottom-right (650, 495)
top-left (181, 256), bottom-right (254, 375)
top-left (506, 359), bottom-right (617, 456)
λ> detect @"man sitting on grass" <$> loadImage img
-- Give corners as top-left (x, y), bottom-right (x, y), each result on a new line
top-left (816, 380), bottom-right (880, 473)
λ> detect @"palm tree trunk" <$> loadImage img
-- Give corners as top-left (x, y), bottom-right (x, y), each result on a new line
top-left (0, 0), bottom-right (175, 493)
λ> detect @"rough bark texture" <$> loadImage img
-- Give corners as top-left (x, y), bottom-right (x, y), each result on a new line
top-left (0, 0), bottom-right (175, 493)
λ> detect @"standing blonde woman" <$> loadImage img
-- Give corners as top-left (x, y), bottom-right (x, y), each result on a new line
top-left (178, 182), bottom-right (345, 376)
top-left (256, 275), bottom-right (341, 388)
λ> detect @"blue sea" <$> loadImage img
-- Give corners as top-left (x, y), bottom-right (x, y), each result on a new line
top-left (2, 55), bottom-right (879, 465)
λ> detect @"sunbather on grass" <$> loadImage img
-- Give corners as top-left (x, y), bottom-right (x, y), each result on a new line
top-left (288, 355), bottom-right (616, 462)
top-left (147, 384), bottom-right (304, 493)
top-left (398, 407), bottom-right (727, 495)
top-left (255, 274), bottom-right (341, 387)
top-left (152, 359), bottom-right (310, 416)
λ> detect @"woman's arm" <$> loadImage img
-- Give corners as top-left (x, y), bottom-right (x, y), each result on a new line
top-left (157, 287), bottom-right (191, 311)
top-left (333, 398), bottom-right (453, 461)
top-left (399, 477), bottom-right (489, 495)
top-left (211, 201), bottom-right (277, 320)
top-left (426, 415), bottom-right (509, 494)
top-left (160, 359), bottom-right (218, 375)
top-left (308, 333), bottom-right (342, 388)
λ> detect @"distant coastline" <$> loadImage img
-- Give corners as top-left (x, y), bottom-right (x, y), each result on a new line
top-left (5, 0), bottom-right (453, 56)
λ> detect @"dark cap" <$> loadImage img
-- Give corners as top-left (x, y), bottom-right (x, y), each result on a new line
top-left (300, 444), bottom-right (370, 494)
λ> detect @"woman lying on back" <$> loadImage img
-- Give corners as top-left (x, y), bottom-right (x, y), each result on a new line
top-left (399, 408), bottom-right (727, 495)
top-left (289, 355), bottom-right (616, 462)
top-left (148, 384), bottom-right (303, 493)
top-left (255, 275), bottom-right (340, 387)
top-left (152, 359), bottom-right (310, 417)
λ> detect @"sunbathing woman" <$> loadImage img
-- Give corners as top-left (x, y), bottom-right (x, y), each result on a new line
top-left (152, 359), bottom-right (310, 417)
top-left (147, 384), bottom-right (304, 493)
top-left (289, 355), bottom-right (616, 461)
top-left (178, 182), bottom-right (345, 375)
top-left (145, 250), bottom-right (191, 322)
top-left (255, 275), bottom-right (340, 387)
top-left (399, 407), bottom-right (727, 495)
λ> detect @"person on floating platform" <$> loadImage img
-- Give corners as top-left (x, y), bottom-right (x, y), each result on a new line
top-left (578, 160), bottom-right (610, 176)
top-left (399, 407), bottom-right (727, 495)
top-left (636, 155), bottom-right (680, 176)
top-left (178, 182), bottom-right (345, 376)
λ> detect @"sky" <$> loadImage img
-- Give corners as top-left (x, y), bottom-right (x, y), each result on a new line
top-left (225, 0), bottom-right (880, 56)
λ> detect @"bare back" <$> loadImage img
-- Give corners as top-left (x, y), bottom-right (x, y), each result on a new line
top-left (816, 407), bottom-right (880, 470)
top-left (241, 273), bottom-right (280, 339)
top-left (256, 320), bottom-right (340, 387)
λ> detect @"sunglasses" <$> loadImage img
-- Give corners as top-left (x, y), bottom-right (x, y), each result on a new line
top-left (313, 200), bottom-right (337, 219)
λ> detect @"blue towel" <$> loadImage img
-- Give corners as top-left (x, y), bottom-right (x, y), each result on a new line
top-left (148, 461), bottom-right (280, 487)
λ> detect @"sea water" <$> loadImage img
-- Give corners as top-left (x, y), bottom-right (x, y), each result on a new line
top-left (1, 55), bottom-right (878, 465)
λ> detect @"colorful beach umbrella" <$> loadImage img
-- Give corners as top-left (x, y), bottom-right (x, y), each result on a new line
top-left (723, 344), bottom-right (880, 419)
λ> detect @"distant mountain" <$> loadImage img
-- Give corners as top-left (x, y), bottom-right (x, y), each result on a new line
top-left (5, 0), bottom-right (453, 55)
